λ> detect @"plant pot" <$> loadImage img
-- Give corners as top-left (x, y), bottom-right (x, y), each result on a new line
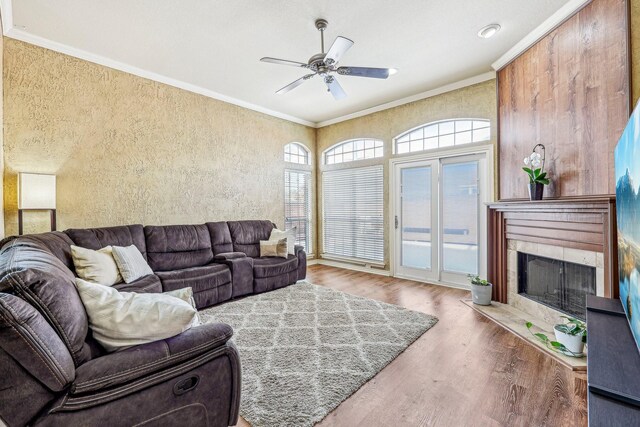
top-left (528, 183), bottom-right (544, 200)
top-left (554, 326), bottom-right (585, 356)
top-left (471, 283), bottom-right (492, 305)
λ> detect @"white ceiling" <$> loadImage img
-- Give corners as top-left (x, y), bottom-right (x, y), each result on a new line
top-left (4, 0), bottom-right (570, 126)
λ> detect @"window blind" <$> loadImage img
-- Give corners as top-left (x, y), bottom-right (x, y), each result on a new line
top-left (284, 170), bottom-right (312, 252)
top-left (322, 165), bottom-right (384, 263)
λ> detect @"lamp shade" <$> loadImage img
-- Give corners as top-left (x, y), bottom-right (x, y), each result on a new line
top-left (18, 173), bottom-right (56, 209)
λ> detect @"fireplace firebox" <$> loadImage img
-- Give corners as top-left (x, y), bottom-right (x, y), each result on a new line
top-left (517, 252), bottom-right (596, 320)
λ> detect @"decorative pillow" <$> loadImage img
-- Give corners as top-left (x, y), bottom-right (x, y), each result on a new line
top-left (260, 238), bottom-right (288, 258)
top-left (75, 278), bottom-right (198, 352)
top-left (164, 287), bottom-right (201, 327)
top-left (111, 245), bottom-right (154, 283)
top-left (269, 227), bottom-right (297, 255)
top-left (71, 245), bottom-right (122, 286)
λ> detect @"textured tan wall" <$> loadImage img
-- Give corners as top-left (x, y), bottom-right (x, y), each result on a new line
top-left (0, 25), bottom-right (4, 239)
top-left (316, 79), bottom-right (497, 269)
top-left (632, 0), bottom-right (640, 107)
top-left (3, 39), bottom-right (316, 247)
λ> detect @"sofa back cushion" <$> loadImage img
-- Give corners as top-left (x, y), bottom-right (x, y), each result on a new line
top-left (0, 232), bottom-right (75, 272)
top-left (0, 293), bottom-right (75, 391)
top-left (144, 224), bottom-right (214, 271)
top-left (65, 225), bottom-right (147, 260)
top-left (206, 222), bottom-right (233, 255)
top-left (0, 238), bottom-right (94, 366)
top-left (227, 220), bottom-right (275, 257)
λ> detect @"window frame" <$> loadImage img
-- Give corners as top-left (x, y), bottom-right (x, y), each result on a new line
top-left (323, 138), bottom-right (384, 165)
top-left (284, 142), bottom-right (311, 165)
top-left (284, 168), bottom-right (312, 254)
top-left (393, 119), bottom-right (491, 156)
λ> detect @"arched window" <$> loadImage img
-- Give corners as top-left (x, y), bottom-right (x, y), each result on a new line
top-left (395, 119), bottom-right (490, 155)
top-left (324, 139), bottom-right (384, 165)
top-left (284, 142), bottom-right (310, 165)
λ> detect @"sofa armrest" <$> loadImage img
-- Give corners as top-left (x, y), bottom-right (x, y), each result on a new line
top-left (213, 252), bottom-right (246, 260)
top-left (295, 246), bottom-right (307, 281)
top-left (71, 322), bottom-right (233, 394)
top-left (212, 254), bottom-right (254, 298)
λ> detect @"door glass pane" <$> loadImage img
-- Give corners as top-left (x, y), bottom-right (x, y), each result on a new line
top-left (442, 161), bottom-right (478, 274)
top-left (401, 166), bottom-right (431, 269)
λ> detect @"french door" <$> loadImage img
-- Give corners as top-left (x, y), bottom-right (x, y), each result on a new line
top-left (393, 152), bottom-right (488, 287)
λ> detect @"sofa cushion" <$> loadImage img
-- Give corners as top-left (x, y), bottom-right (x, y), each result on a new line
top-left (227, 220), bottom-right (275, 257)
top-left (113, 274), bottom-right (162, 294)
top-left (144, 224), bottom-right (214, 271)
top-left (252, 255), bottom-right (298, 278)
top-left (156, 264), bottom-right (231, 294)
top-left (66, 225), bottom-right (148, 260)
top-left (206, 222), bottom-right (234, 255)
top-left (0, 232), bottom-right (75, 271)
top-left (0, 238), bottom-right (92, 366)
top-left (0, 293), bottom-right (75, 392)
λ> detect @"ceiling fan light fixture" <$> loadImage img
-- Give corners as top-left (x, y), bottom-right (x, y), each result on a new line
top-left (477, 24), bottom-right (501, 39)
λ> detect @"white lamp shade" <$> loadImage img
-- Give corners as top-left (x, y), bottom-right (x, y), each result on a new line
top-left (18, 173), bottom-right (56, 209)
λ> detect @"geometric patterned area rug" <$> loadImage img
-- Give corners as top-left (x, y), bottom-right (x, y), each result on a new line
top-left (199, 281), bottom-right (438, 427)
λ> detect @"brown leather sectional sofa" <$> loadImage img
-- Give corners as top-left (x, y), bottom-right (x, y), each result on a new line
top-left (0, 220), bottom-right (306, 426)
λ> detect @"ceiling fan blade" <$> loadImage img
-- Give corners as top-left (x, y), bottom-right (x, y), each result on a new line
top-left (337, 66), bottom-right (396, 79)
top-left (324, 36), bottom-right (354, 66)
top-left (276, 74), bottom-right (315, 95)
top-left (324, 76), bottom-right (347, 100)
top-left (260, 57), bottom-right (308, 68)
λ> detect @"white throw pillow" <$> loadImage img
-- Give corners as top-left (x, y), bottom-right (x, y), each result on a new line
top-left (71, 245), bottom-right (123, 286)
top-left (164, 287), bottom-right (201, 327)
top-left (111, 245), bottom-right (154, 283)
top-left (269, 227), bottom-right (297, 256)
top-left (75, 278), bottom-right (198, 352)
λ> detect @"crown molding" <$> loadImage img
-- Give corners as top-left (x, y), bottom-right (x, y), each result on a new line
top-left (491, 0), bottom-right (591, 71)
top-left (0, 0), bottom-right (497, 129)
top-left (0, 20), bottom-right (316, 127)
top-left (315, 71), bottom-right (497, 128)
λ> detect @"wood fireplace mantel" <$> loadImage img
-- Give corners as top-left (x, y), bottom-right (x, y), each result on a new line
top-left (487, 196), bottom-right (618, 303)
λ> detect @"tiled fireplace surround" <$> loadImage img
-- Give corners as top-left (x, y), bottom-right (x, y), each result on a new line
top-left (506, 239), bottom-right (605, 324)
top-left (488, 197), bottom-right (618, 317)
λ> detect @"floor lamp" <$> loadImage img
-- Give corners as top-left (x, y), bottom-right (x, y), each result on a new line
top-left (18, 173), bottom-right (57, 236)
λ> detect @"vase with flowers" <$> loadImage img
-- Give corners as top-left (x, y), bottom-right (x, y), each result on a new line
top-left (523, 144), bottom-right (550, 200)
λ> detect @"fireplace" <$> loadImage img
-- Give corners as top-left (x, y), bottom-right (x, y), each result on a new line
top-left (517, 253), bottom-right (596, 320)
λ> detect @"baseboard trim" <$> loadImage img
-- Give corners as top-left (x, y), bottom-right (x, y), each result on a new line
top-left (310, 259), bottom-right (391, 277)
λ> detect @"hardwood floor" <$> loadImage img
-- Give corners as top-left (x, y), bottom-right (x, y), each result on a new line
top-left (237, 265), bottom-right (588, 427)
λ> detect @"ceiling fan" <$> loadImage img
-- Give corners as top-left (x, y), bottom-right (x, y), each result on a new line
top-left (260, 19), bottom-right (397, 100)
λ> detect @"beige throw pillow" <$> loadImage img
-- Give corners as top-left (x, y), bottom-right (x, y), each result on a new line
top-left (111, 245), bottom-right (154, 283)
top-left (75, 278), bottom-right (198, 352)
top-left (164, 287), bottom-right (201, 327)
top-left (71, 245), bottom-right (123, 286)
top-left (269, 227), bottom-right (297, 255)
top-left (260, 238), bottom-right (288, 258)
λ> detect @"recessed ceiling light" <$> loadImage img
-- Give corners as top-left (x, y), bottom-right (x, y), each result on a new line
top-left (478, 24), bottom-right (501, 39)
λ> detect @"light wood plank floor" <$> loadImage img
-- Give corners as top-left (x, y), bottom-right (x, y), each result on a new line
top-left (237, 265), bottom-right (587, 427)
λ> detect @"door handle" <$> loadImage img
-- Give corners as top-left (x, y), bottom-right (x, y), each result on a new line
top-left (395, 216), bottom-right (399, 230)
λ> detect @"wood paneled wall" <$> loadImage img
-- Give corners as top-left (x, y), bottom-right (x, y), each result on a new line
top-left (498, 0), bottom-right (630, 200)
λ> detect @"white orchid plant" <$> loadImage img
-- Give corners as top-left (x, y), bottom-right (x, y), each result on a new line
top-left (522, 144), bottom-right (550, 186)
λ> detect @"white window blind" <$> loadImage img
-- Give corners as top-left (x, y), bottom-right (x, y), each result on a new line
top-left (285, 170), bottom-right (312, 252)
top-left (322, 166), bottom-right (384, 263)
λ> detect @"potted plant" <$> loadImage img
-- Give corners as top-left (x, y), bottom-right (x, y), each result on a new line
top-left (523, 144), bottom-right (550, 200)
top-left (526, 316), bottom-right (587, 357)
top-left (468, 274), bottom-right (492, 305)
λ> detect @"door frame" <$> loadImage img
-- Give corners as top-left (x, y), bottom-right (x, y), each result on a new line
top-left (388, 143), bottom-right (495, 289)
